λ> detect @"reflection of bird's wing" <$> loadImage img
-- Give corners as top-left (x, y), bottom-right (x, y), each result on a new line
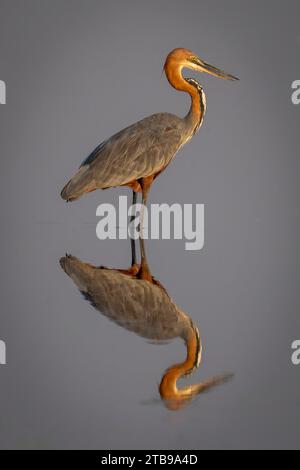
top-left (83, 269), bottom-right (187, 341)
top-left (60, 256), bottom-right (189, 342)
top-left (61, 113), bottom-right (183, 200)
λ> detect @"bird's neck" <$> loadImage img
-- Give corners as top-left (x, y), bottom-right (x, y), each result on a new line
top-left (184, 78), bottom-right (206, 137)
top-left (164, 63), bottom-right (206, 136)
top-left (159, 325), bottom-right (202, 403)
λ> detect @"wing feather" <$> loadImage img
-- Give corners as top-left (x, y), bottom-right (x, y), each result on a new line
top-left (61, 113), bottom-right (183, 201)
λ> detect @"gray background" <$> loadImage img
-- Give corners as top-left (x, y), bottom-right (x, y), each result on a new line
top-left (0, 0), bottom-right (299, 449)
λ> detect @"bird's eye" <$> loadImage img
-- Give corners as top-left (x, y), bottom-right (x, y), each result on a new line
top-left (189, 56), bottom-right (201, 66)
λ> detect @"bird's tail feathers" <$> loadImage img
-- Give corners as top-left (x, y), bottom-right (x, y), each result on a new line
top-left (60, 166), bottom-right (96, 202)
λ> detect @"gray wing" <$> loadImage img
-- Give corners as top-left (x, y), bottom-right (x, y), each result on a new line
top-left (61, 113), bottom-right (183, 201)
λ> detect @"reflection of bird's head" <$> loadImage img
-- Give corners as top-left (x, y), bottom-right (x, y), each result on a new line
top-left (160, 372), bottom-right (234, 411)
top-left (164, 47), bottom-right (239, 81)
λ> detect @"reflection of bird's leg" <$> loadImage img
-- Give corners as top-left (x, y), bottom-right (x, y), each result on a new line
top-left (130, 190), bottom-right (137, 268)
top-left (137, 176), bottom-right (153, 281)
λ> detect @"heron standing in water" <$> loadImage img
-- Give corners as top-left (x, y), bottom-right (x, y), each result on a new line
top-left (61, 48), bottom-right (238, 267)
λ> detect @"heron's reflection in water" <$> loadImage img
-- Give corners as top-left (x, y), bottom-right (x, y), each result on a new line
top-left (60, 248), bottom-right (231, 411)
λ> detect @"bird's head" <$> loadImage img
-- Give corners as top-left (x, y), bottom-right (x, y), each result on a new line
top-left (164, 48), bottom-right (239, 81)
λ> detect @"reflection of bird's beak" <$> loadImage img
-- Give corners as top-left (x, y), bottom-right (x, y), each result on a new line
top-left (192, 57), bottom-right (239, 81)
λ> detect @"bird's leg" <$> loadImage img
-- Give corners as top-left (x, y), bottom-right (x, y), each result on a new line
top-left (138, 235), bottom-right (152, 282)
top-left (130, 190), bottom-right (138, 272)
top-left (138, 176), bottom-right (153, 282)
top-left (139, 175), bottom-right (153, 237)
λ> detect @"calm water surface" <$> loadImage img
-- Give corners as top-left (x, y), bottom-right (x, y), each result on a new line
top-left (0, 0), bottom-right (299, 450)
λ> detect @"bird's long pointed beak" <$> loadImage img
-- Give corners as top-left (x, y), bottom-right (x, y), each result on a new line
top-left (201, 60), bottom-right (239, 81)
top-left (191, 57), bottom-right (239, 81)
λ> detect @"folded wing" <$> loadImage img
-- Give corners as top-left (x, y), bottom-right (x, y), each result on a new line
top-left (61, 113), bottom-right (182, 201)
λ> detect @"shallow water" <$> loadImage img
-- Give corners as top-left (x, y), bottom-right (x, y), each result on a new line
top-left (0, 0), bottom-right (299, 450)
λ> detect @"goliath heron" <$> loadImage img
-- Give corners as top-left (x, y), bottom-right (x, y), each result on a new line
top-left (61, 47), bottom-right (238, 205)
top-left (61, 48), bottom-right (237, 266)
top-left (60, 251), bottom-right (232, 410)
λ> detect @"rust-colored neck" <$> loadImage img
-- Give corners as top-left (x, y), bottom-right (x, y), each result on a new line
top-left (164, 60), bottom-right (204, 133)
top-left (159, 328), bottom-right (201, 403)
top-left (158, 317), bottom-right (231, 410)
